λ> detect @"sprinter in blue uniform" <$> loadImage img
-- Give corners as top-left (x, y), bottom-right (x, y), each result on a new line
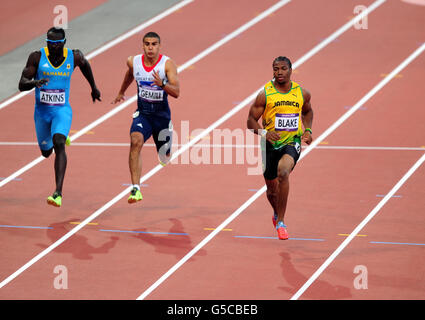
top-left (19, 27), bottom-right (101, 207)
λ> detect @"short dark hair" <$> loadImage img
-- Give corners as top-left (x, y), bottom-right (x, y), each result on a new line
top-left (143, 31), bottom-right (160, 43)
top-left (273, 56), bottom-right (292, 69)
top-left (47, 27), bottom-right (66, 39)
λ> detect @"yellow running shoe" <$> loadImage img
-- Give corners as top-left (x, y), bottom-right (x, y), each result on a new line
top-left (47, 192), bottom-right (62, 207)
top-left (128, 187), bottom-right (143, 204)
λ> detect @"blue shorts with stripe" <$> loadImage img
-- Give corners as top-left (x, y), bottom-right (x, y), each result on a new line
top-left (130, 110), bottom-right (173, 157)
top-left (34, 105), bottom-right (72, 150)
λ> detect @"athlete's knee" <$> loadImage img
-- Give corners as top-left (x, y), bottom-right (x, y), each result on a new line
top-left (53, 134), bottom-right (66, 153)
top-left (277, 167), bottom-right (291, 182)
top-left (130, 133), bottom-right (144, 150)
top-left (41, 148), bottom-right (54, 158)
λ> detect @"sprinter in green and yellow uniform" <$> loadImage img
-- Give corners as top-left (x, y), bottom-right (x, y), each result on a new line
top-left (247, 56), bottom-right (314, 240)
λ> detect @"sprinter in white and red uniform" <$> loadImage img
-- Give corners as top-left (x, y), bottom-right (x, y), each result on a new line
top-left (112, 32), bottom-right (180, 204)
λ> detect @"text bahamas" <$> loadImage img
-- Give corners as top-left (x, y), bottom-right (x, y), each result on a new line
top-left (42, 71), bottom-right (70, 77)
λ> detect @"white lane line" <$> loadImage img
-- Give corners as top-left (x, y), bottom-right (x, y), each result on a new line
top-left (137, 184), bottom-right (268, 301)
top-left (2, 141), bottom-right (425, 151)
top-left (177, 0), bottom-right (291, 71)
top-left (136, 0), bottom-right (389, 300)
top-left (0, 0), bottom-right (291, 188)
top-left (308, 146), bottom-right (425, 151)
top-left (288, 45), bottom-right (425, 300)
top-left (291, 151), bottom-right (425, 300)
top-left (298, 43), bottom-right (425, 162)
top-left (0, 0), bottom-right (293, 288)
top-left (84, 0), bottom-right (194, 60)
top-left (0, 0), bottom-right (194, 111)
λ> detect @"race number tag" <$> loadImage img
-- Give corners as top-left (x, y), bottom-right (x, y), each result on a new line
top-left (295, 142), bottom-right (301, 154)
top-left (138, 81), bottom-right (163, 102)
top-left (275, 113), bottom-right (299, 131)
top-left (40, 89), bottom-right (66, 106)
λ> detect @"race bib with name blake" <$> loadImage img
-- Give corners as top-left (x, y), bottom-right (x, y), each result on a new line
top-left (138, 81), bottom-right (164, 102)
top-left (39, 89), bottom-right (66, 106)
top-left (275, 113), bottom-right (299, 131)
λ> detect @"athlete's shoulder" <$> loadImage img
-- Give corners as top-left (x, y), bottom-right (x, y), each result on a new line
top-left (26, 50), bottom-right (42, 67)
top-left (292, 81), bottom-right (310, 99)
top-left (299, 85), bottom-right (311, 99)
top-left (164, 56), bottom-right (177, 69)
top-left (264, 80), bottom-right (276, 96)
top-left (127, 55), bottom-right (136, 68)
top-left (70, 49), bottom-right (85, 68)
top-left (255, 87), bottom-right (266, 106)
top-left (71, 49), bottom-right (83, 59)
top-left (31, 49), bottom-right (42, 55)
top-left (264, 80), bottom-right (274, 89)
top-left (291, 80), bottom-right (301, 89)
top-left (29, 50), bottom-right (42, 59)
top-left (71, 49), bottom-right (82, 62)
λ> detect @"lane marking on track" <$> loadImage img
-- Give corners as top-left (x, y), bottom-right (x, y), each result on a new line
top-left (234, 235), bottom-right (325, 241)
top-left (99, 229), bottom-right (189, 236)
top-left (370, 241), bottom-right (425, 246)
top-left (380, 73), bottom-right (403, 78)
top-left (0, 0), bottom-right (293, 288)
top-left (0, 177), bottom-right (22, 181)
top-left (291, 153), bottom-right (425, 300)
top-left (309, 146), bottom-right (425, 151)
top-left (0, 0), bottom-right (195, 111)
top-left (70, 222), bottom-right (98, 226)
top-left (291, 148), bottom-right (425, 299)
top-left (2, 142), bottom-right (425, 151)
top-left (0, 225), bottom-right (52, 230)
top-left (136, 0), bottom-right (389, 300)
top-left (69, 130), bottom-right (95, 135)
top-left (0, 0), bottom-right (291, 188)
top-left (376, 194), bottom-right (401, 198)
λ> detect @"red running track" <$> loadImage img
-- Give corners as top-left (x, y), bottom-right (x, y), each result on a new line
top-left (0, 0), bottom-right (108, 55)
top-left (0, 0), bottom-right (424, 300)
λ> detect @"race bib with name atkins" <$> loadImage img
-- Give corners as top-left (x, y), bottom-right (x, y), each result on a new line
top-left (275, 113), bottom-right (299, 131)
top-left (39, 89), bottom-right (66, 106)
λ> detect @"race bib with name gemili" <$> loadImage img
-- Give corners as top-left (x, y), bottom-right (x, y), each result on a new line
top-left (40, 89), bottom-right (66, 106)
top-left (138, 82), bottom-right (164, 102)
top-left (275, 113), bottom-right (299, 131)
